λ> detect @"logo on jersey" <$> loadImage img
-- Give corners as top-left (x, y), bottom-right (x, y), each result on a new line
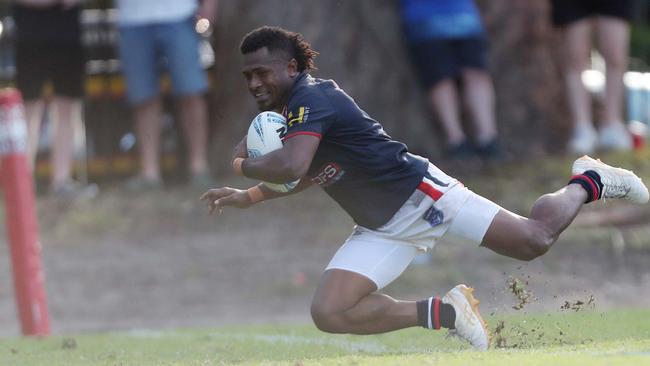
top-left (311, 162), bottom-right (345, 187)
top-left (287, 106), bottom-right (310, 127)
top-left (422, 205), bottom-right (444, 227)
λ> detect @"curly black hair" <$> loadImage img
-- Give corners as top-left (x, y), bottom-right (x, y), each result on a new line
top-left (240, 26), bottom-right (318, 72)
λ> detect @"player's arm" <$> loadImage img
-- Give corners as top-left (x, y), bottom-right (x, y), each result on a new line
top-left (235, 134), bottom-right (320, 183)
top-left (200, 179), bottom-right (312, 214)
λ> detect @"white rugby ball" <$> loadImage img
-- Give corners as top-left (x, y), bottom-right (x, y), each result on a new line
top-left (246, 111), bottom-right (299, 192)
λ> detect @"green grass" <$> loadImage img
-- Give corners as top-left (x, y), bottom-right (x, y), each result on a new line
top-left (1, 309), bottom-right (649, 365)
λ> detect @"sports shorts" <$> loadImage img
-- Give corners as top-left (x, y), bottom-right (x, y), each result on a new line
top-left (14, 41), bottom-right (85, 101)
top-left (406, 36), bottom-right (489, 89)
top-left (118, 16), bottom-right (208, 104)
top-left (550, 0), bottom-right (634, 26)
top-left (325, 162), bottom-right (501, 290)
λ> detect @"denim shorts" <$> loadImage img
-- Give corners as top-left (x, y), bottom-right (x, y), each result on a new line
top-left (118, 17), bottom-right (208, 104)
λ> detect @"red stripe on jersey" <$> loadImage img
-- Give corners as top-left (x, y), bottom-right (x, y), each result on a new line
top-left (417, 181), bottom-right (443, 201)
top-left (283, 131), bottom-right (323, 141)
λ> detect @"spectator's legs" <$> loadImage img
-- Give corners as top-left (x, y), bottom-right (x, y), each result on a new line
top-left (562, 19), bottom-right (597, 153)
top-left (461, 68), bottom-right (498, 145)
top-left (429, 79), bottom-right (465, 146)
top-left (595, 16), bottom-right (632, 150)
top-left (596, 16), bottom-right (629, 127)
top-left (176, 94), bottom-right (209, 177)
top-left (563, 19), bottom-right (593, 127)
top-left (24, 99), bottom-right (46, 169)
top-left (50, 96), bottom-right (82, 187)
top-left (134, 97), bottom-right (163, 182)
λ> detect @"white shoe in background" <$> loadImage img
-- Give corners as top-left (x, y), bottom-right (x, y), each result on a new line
top-left (568, 123), bottom-right (598, 154)
top-left (598, 123), bottom-right (632, 151)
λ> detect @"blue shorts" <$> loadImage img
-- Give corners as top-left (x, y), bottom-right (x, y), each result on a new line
top-left (406, 37), bottom-right (489, 89)
top-left (118, 17), bottom-right (208, 104)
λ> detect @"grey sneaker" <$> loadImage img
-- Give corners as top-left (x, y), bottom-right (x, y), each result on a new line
top-left (51, 180), bottom-right (99, 200)
top-left (572, 155), bottom-right (649, 203)
top-left (442, 284), bottom-right (490, 351)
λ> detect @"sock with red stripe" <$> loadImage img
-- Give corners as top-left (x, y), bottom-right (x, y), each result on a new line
top-left (416, 297), bottom-right (456, 329)
top-left (569, 170), bottom-right (603, 203)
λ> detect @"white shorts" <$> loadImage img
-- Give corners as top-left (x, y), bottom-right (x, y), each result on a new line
top-left (325, 163), bottom-right (501, 289)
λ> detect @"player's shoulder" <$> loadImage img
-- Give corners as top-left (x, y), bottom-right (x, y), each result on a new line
top-left (289, 73), bottom-right (341, 107)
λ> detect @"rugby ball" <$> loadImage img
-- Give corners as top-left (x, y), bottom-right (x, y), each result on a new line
top-left (246, 111), bottom-right (299, 192)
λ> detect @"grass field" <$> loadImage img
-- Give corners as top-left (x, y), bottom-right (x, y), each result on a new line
top-left (1, 309), bottom-right (649, 365)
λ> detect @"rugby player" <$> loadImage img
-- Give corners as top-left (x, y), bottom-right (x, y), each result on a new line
top-left (200, 26), bottom-right (649, 350)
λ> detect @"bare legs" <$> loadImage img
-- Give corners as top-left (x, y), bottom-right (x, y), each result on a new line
top-left (560, 16), bottom-right (631, 151)
top-left (429, 69), bottom-right (498, 150)
top-left (24, 96), bottom-right (83, 188)
top-left (133, 93), bottom-right (210, 182)
top-left (563, 19), bottom-right (593, 128)
top-left (461, 68), bottom-right (498, 145)
top-left (312, 183), bottom-right (589, 334)
top-left (596, 16), bottom-right (629, 127)
top-left (177, 94), bottom-right (209, 176)
top-left (481, 184), bottom-right (587, 260)
top-left (311, 269), bottom-right (418, 334)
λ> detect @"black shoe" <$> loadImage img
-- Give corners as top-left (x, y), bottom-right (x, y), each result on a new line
top-left (446, 140), bottom-right (476, 160)
top-left (475, 138), bottom-right (505, 161)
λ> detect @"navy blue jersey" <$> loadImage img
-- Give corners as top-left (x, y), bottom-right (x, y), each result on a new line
top-left (282, 73), bottom-right (429, 229)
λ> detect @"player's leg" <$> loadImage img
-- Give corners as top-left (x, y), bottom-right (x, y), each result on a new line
top-left (311, 167), bottom-right (491, 350)
top-left (481, 156), bottom-right (649, 260)
top-left (481, 184), bottom-right (587, 260)
top-left (311, 268), bottom-right (417, 334)
top-left (159, 17), bottom-right (211, 183)
top-left (310, 238), bottom-right (420, 335)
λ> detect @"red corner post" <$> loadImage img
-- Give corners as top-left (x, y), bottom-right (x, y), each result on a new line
top-left (0, 88), bottom-right (50, 336)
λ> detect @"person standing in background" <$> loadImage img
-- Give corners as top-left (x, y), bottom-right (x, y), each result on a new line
top-left (116, 0), bottom-right (218, 190)
top-left (399, 0), bottom-right (501, 160)
top-left (550, 0), bottom-right (634, 154)
top-left (13, 0), bottom-right (97, 198)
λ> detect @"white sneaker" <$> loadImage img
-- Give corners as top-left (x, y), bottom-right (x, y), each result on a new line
top-left (569, 123), bottom-right (597, 154)
top-left (442, 284), bottom-right (490, 350)
top-left (572, 155), bottom-right (649, 203)
top-left (598, 123), bottom-right (632, 151)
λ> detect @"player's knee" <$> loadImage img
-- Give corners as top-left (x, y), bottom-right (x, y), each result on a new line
top-left (310, 302), bottom-right (347, 334)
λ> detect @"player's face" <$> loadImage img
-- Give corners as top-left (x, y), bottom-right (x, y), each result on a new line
top-left (242, 47), bottom-right (298, 112)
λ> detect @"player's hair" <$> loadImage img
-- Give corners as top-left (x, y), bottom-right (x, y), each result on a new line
top-left (240, 26), bottom-right (318, 72)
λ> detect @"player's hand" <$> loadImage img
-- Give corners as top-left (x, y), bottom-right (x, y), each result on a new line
top-left (232, 135), bottom-right (248, 161)
top-left (199, 187), bottom-right (252, 214)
